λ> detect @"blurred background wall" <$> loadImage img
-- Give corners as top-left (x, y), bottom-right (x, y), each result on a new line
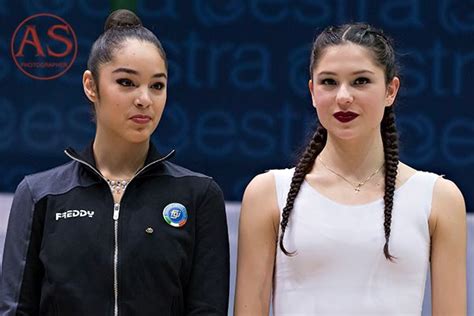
top-left (0, 0), bottom-right (473, 204)
top-left (0, 1), bottom-right (472, 315)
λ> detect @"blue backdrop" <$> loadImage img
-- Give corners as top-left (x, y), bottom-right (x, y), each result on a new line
top-left (0, 0), bottom-right (472, 210)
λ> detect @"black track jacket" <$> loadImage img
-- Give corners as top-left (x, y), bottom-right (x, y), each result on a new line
top-left (0, 143), bottom-right (229, 315)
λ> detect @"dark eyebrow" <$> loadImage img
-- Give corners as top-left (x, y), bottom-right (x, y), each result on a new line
top-left (152, 73), bottom-right (167, 79)
top-left (352, 70), bottom-right (375, 75)
top-left (112, 67), bottom-right (167, 79)
top-left (316, 71), bottom-right (336, 76)
top-left (316, 70), bottom-right (375, 76)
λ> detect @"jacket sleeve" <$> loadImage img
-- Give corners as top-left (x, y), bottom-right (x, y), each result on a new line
top-left (0, 178), bottom-right (44, 316)
top-left (185, 179), bottom-right (230, 315)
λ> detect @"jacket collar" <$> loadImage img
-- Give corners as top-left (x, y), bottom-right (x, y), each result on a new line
top-left (64, 142), bottom-right (175, 178)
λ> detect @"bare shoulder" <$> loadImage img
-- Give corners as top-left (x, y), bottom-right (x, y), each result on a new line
top-left (243, 171), bottom-right (277, 199)
top-left (241, 171), bottom-right (280, 234)
top-left (430, 176), bottom-right (466, 235)
top-left (432, 177), bottom-right (466, 214)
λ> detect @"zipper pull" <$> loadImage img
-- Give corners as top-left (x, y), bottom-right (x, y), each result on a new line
top-left (113, 203), bottom-right (120, 220)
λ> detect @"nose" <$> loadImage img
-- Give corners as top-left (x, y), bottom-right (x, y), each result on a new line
top-left (134, 88), bottom-right (152, 108)
top-left (336, 84), bottom-right (353, 107)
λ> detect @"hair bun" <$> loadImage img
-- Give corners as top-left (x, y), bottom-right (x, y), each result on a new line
top-left (104, 9), bottom-right (142, 31)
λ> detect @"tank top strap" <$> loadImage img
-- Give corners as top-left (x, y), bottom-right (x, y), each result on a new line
top-left (401, 171), bottom-right (440, 218)
top-left (270, 168), bottom-right (295, 212)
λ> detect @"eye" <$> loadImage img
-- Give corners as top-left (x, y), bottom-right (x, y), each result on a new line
top-left (116, 78), bottom-right (135, 87)
top-left (320, 78), bottom-right (337, 85)
top-left (151, 82), bottom-right (165, 90)
top-left (354, 77), bottom-right (370, 85)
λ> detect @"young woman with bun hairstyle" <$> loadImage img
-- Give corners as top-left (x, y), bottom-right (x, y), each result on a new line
top-left (235, 23), bottom-right (466, 315)
top-left (0, 9), bottom-right (229, 316)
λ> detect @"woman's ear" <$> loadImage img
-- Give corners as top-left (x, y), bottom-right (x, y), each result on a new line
top-left (83, 70), bottom-right (98, 103)
top-left (385, 76), bottom-right (400, 107)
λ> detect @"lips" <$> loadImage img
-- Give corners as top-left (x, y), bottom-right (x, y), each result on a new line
top-left (130, 114), bottom-right (151, 124)
top-left (333, 111), bottom-right (359, 123)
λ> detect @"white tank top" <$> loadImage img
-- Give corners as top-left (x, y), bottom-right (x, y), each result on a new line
top-left (272, 168), bottom-right (438, 316)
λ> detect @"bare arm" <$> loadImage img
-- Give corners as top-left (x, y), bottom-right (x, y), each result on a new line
top-left (234, 172), bottom-right (280, 316)
top-left (429, 178), bottom-right (467, 316)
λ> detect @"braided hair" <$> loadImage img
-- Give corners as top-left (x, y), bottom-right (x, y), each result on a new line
top-left (279, 23), bottom-right (400, 261)
top-left (279, 126), bottom-right (327, 255)
top-left (381, 106), bottom-right (399, 261)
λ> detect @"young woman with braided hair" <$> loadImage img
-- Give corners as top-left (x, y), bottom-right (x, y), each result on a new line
top-left (235, 23), bottom-right (466, 315)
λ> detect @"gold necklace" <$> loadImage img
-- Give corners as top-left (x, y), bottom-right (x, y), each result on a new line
top-left (317, 157), bottom-right (384, 193)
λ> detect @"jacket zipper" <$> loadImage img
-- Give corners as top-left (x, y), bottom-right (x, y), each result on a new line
top-left (113, 203), bottom-right (120, 316)
top-left (64, 149), bottom-right (174, 316)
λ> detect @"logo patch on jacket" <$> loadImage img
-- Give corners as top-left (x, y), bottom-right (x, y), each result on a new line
top-left (56, 209), bottom-right (94, 221)
top-left (163, 203), bottom-right (187, 227)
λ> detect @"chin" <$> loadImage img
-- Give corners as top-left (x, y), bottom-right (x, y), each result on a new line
top-left (328, 127), bottom-right (359, 140)
top-left (332, 126), bottom-right (380, 142)
top-left (334, 134), bottom-right (358, 141)
top-left (125, 132), bottom-right (152, 144)
top-left (129, 139), bottom-right (150, 145)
